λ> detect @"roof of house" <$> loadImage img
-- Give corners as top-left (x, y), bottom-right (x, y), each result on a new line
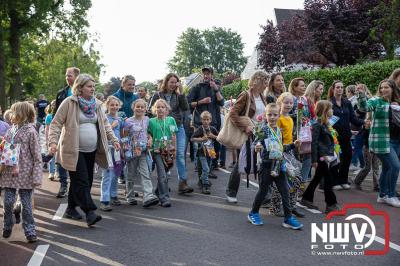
top-left (274, 8), bottom-right (304, 26)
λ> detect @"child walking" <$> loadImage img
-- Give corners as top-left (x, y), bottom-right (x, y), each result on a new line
top-left (100, 96), bottom-right (124, 211)
top-left (300, 100), bottom-right (340, 213)
top-left (148, 99), bottom-right (177, 207)
top-left (270, 92), bottom-right (305, 218)
top-left (248, 103), bottom-right (303, 229)
top-left (191, 111), bottom-right (218, 194)
top-left (44, 100), bottom-right (56, 181)
top-left (0, 102), bottom-right (42, 242)
top-left (123, 99), bottom-right (159, 207)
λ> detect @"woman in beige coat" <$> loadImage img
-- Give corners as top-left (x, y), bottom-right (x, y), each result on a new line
top-left (49, 74), bottom-right (120, 227)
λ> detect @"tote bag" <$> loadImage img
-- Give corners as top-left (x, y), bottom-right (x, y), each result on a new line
top-left (0, 126), bottom-right (23, 166)
top-left (298, 125), bottom-right (312, 154)
top-left (217, 91), bottom-right (253, 150)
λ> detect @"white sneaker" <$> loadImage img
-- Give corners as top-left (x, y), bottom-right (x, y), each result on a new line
top-left (226, 195), bottom-right (238, 203)
top-left (342, 184), bottom-right (351, 190)
top-left (332, 185), bottom-right (343, 190)
top-left (377, 195), bottom-right (388, 203)
top-left (384, 197), bottom-right (400, 207)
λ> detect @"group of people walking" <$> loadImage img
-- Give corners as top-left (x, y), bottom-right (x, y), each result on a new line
top-left (1, 64), bottom-right (400, 242)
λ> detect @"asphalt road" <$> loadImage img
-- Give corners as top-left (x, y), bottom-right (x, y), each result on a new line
top-left (1, 155), bottom-right (400, 266)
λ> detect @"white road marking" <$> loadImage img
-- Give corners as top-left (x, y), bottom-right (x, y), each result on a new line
top-left (241, 179), bottom-right (259, 188)
top-left (296, 202), bottom-right (323, 214)
top-left (218, 168), bottom-right (232, 174)
top-left (365, 234), bottom-right (400, 253)
top-left (27, 244), bottom-right (50, 266)
top-left (52, 203), bottom-right (67, 220)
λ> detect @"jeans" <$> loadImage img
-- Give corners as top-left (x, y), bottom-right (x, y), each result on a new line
top-left (351, 134), bottom-right (365, 168)
top-left (226, 162), bottom-right (240, 197)
top-left (376, 140), bottom-right (400, 198)
top-left (49, 157), bottom-right (55, 175)
top-left (68, 151), bottom-right (97, 213)
top-left (57, 164), bottom-right (68, 187)
top-left (126, 153), bottom-right (156, 202)
top-left (301, 154), bottom-right (312, 182)
top-left (302, 161), bottom-right (337, 206)
top-left (101, 168), bottom-right (118, 203)
top-left (251, 161), bottom-right (291, 219)
top-left (153, 153), bottom-right (170, 203)
top-left (176, 125), bottom-right (187, 182)
top-left (3, 188), bottom-right (35, 236)
top-left (199, 156), bottom-right (210, 185)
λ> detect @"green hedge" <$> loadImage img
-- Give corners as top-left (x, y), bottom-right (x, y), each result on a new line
top-left (222, 60), bottom-right (400, 99)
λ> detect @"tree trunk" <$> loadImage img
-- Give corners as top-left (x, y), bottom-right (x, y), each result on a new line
top-left (8, 7), bottom-right (23, 102)
top-left (0, 19), bottom-right (6, 110)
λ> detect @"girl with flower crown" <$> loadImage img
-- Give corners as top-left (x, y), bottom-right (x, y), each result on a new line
top-left (48, 74), bottom-right (120, 227)
top-left (300, 100), bottom-right (340, 214)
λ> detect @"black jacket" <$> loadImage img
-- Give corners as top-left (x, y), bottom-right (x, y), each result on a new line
top-left (148, 91), bottom-right (189, 126)
top-left (311, 122), bottom-right (335, 163)
top-left (187, 82), bottom-right (224, 129)
top-left (330, 97), bottom-right (364, 140)
top-left (54, 86), bottom-right (70, 115)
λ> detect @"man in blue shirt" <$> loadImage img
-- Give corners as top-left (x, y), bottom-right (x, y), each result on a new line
top-left (113, 75), bottom-right (138, 118)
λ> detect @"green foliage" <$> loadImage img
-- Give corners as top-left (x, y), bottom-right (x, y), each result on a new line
top-left (168, 27), bottom-right (246, 77)
top-left (222, 60), bottom-right (400, 98)
top-left (20, 37), bottom-right (103, 100)
top-left (221, 79), bottom-right (248, 99)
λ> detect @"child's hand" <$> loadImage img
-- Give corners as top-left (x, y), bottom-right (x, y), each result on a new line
top-left (111, 120), bottom-right (119, 128)
top-left (202, 136), bottom-right (209, 141)
top-left (208, 133), bottom-right (217, 139)
top-left (294, 140), bottom-right (301, 147)
top-left (255, 143), bottom-right (263, 153)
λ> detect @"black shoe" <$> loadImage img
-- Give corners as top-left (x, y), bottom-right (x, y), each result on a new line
top-left (26, 235), bottom-right (37, 243)
top-left (160, 201), bottom-right (171, 208)
top-left (292, 208), bottom-right (305, 218)
top-left (56, 186), bottom-right (67, 198)
top-left (300, 199), bottom-right (319, 210)
top-left (325, 204), bottom-right (341, 214)
top-left (354, 183), bottom-right (362, 191)
top-left (202, 185), bottom-right (211, 195)
top-left (2, 230), bottom-right (12, 238)
top-left (13, 204), bottom-right (21, 224)
top-left (127, 198), bottom-right (138, 205)
top-left (65, 208), bottom-right (83, 220)
top-left (208, 173), bottom-right (218, 179)
top-left (86, 211), bottom-right (102, 227)
top-left (143, 197), bottom-right (159, 208)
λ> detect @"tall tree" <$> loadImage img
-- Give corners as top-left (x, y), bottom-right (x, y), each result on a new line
top-left (168, 28), bottom-right (206, 77)
top-left (256, 20), bottom-right (285, 72)
top-left (168, 27), bottom-right (246, 76)
top-left (2, 0), bottom-right (92, 102)
top-left (304, 0), bottom-right (381, 66)
top-left (370, 0), bottom-right (400, 59)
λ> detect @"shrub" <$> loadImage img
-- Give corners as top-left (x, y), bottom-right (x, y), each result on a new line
top-left (222, 60), bottom-right (400, 98)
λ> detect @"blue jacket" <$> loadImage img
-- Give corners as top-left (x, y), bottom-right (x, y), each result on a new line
top-left (113, 88), bottom-right (138, 118)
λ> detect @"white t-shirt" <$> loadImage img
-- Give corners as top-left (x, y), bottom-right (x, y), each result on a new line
top-left (253, 95), bottom-right (265, 120)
